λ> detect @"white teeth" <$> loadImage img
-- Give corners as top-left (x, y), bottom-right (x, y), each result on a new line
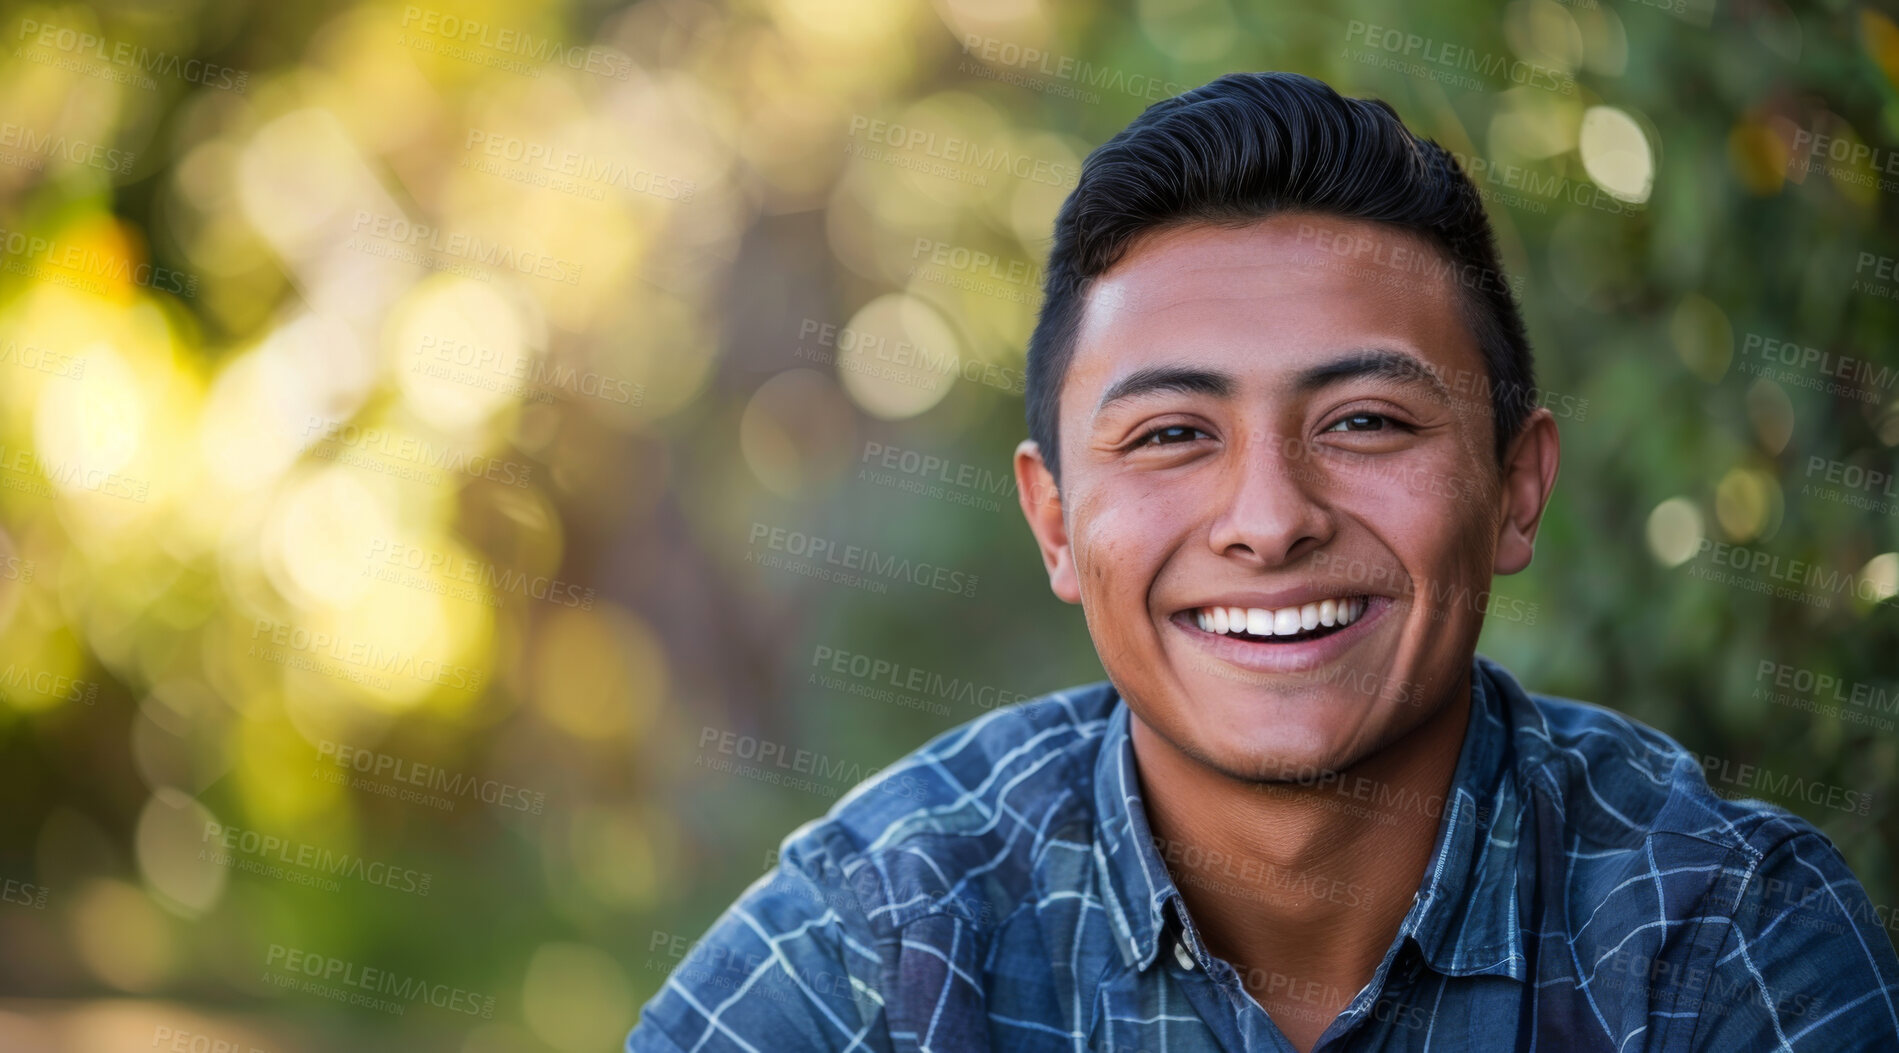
top-left (1190, 598), bottom-right (1366, 639)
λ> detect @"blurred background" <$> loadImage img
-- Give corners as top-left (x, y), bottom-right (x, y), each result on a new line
top-left (0, 0), bottom-right (1895, 1048)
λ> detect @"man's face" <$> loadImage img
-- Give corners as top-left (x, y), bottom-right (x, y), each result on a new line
top-left (1015, 213), bottom-right (1553, 782)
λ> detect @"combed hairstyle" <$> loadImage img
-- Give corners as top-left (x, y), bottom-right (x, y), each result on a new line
top-left (1024, 71), bottom-right (1536, 488)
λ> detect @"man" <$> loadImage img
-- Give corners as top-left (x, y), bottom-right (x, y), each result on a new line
top-left (628, 72), bottom-right (1899, 1051)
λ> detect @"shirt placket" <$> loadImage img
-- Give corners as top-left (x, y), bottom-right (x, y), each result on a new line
top-left (1162, 893), bottom-right (1438, 1053)
top-left (1159, 901), bottom-right (1302, 1053)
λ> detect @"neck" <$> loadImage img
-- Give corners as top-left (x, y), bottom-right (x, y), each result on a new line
top-left (1128, 672), bottom-right (1473, 1052)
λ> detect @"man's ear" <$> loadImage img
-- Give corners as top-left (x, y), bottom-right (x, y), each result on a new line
top-left (1014, 439), bottom-right (1081, 604)
top-left (1494, 407), bottom-right (1561, 575)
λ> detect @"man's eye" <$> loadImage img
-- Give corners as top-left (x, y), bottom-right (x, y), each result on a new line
top-left (1139, 425), bottom-right (1207, 446)
top-left (1326, 413), bottom-right (1390, 432)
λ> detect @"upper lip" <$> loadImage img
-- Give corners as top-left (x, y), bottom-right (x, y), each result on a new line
top-left (1174, 587), bottom-right (1381, 613)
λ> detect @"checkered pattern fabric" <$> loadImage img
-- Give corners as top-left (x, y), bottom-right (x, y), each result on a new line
top-left (628, 655), bottom-right (1899, 1051)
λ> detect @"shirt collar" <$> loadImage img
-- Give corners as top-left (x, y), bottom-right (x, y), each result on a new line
top-left (1090, 654), bottom-right (1528, 980)
top-left (1090, 698), bottom-right (1186, 971)
top-left (1401, 654), bottom-right (1527, 980)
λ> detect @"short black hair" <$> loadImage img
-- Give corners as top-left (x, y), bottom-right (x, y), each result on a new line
top-left (1025, 71), bottom-right (1535, 487)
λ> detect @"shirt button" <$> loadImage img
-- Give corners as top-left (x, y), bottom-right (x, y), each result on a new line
top-left (1174, 942), bottom-right (1197, 970)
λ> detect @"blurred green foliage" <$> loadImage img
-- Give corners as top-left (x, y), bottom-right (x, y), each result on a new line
top-left (0, 0), bottom-right (1894, 1049)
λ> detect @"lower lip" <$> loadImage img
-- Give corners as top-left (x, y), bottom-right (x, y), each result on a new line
top-left (1169, 597), bottom-right (1393, 675)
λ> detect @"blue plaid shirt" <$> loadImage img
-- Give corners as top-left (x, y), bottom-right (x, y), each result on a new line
top-left (628, 655), bottom-right (1899, 1051)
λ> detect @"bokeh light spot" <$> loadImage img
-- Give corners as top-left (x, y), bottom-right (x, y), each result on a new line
top-left (1646, 497), bottom-right (1703, 568)
top-left (521, 942), bottom-right (635, 1053)
top-left (135, 789), bottom-right (225, 916)
top-left (1578, 106), bottom-right (1653, 203)
top-left (835, 293), bottom-right (961, 420)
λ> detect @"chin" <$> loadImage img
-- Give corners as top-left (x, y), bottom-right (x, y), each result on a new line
top-left (1173, 692), bottom-right (1380, 782)
top-left (1229, 734), bottom-right (1366, 784)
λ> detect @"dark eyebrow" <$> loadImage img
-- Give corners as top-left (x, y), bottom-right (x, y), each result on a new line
top-left (1294, 348), bottom-right (1452, 404)
top-left (1095, 365), bottom-right (1236, 413)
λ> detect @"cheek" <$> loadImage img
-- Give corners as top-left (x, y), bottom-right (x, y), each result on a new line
top-left (1318, 469), bottom-right (1497, 612)
top-left (1398, 483), bottom-right (1503, 601)
top-left (1069, 486), bottom-right (1173, 597)
top-left (1342, 451), bottom-right (1497, 544)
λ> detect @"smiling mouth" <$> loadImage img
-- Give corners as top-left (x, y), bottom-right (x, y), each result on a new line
top-left (1179, 598), bottom-right (1370, 645)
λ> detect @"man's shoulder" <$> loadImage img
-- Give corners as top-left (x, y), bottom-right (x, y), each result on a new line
top-left (1504, 678), bottom-right (1899, 1044)
top-left (774, 681), bottom-right (1122, 930)
top-left (1507, 674), bottom-right (1824, 867)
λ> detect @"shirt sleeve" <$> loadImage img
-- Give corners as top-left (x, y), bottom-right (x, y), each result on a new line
top-left (627, 850), bottom-right (892, 1053)
top-left (1689, 830), bottom-right (1899, 1052)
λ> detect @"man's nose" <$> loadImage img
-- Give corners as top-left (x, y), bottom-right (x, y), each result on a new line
top-left (1205, 432), bottom-right (1336, 567)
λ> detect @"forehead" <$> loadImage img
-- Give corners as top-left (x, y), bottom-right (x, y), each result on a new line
top-left (1068, 214), bottom-right (1481, 401)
